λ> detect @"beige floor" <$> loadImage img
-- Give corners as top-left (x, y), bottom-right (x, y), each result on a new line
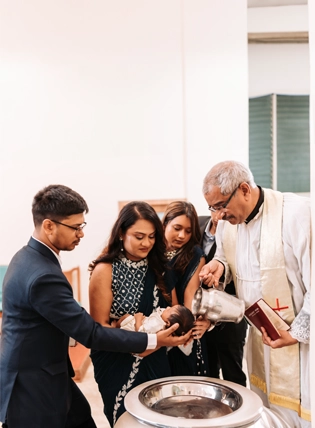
top-left (76, 362), bottom-right (111, 428)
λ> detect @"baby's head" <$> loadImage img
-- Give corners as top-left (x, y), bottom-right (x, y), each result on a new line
top-left (163, 304), bottom-right (195, 336)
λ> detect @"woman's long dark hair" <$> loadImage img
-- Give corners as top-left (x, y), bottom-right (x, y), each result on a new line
top-left (162, 201), bottom-right (201, 274)
top-left (89, 201), bottom-right (170, 303)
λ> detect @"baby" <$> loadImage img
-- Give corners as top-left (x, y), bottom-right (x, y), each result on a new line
top-left (114, 305), bottom-right (194, 356)
top-left (115, 304), bottom-right (195, 336)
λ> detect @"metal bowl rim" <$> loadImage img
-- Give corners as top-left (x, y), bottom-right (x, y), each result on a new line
top-left (124, 376), bottom-right (264, 428)
top-left (138, 378), bottom-right (243, 412)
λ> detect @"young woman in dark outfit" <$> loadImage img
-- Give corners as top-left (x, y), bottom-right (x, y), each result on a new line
top-left (162, 201), bottom-right (210, 376)
top-left (89, 202), bottom-right (173, 427)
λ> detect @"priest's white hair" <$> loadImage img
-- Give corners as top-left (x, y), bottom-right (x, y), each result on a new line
top-left (202, 160), bottom-right (257, 195)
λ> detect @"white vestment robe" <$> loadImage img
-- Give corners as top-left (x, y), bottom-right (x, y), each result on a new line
top-left (214, 190), bottom-right (310, 428)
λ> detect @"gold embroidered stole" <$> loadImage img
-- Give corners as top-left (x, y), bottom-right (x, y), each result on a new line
top-left (223, 189), bottom-right (306, 418)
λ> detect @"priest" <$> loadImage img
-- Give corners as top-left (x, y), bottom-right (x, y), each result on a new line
top-left (199, 160), bottom-right (310, 428)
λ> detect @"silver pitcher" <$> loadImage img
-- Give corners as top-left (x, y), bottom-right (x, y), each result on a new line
top-left (191, 287), bottom-right (245, 324)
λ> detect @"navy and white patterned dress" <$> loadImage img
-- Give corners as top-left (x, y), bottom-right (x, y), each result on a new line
top-left (90, 256), bottom-right (171, 427)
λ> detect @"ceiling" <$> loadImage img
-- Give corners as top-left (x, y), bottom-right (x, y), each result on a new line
top-left (248, 0), bottom-right (307, 7)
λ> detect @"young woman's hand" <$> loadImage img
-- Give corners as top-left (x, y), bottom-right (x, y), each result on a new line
top-left (192, 315), bottom-right (211, 339)
top-left (134, 312), bottom-right (145, 331)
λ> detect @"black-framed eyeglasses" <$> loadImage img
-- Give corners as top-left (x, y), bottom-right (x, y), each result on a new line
top-left (50, 219), bottom-right (87, 232)
top-left (208, 186), bottom-right (239, 213)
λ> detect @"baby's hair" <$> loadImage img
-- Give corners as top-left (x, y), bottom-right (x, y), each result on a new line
top-left (168, 304), bottom-right (195, 336)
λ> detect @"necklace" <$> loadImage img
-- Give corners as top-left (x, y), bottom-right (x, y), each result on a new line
top-left (165, 249), bottom-right (178, 260)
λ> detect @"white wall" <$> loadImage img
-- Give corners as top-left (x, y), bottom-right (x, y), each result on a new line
top-left (248, 43), bottom-right (310, 96)
top-left (248, 5), bottom-right (308, 33)
top-left (248, 5), bottom-right (310, 97)
top-left (0, 0), bottom-right (248, 309)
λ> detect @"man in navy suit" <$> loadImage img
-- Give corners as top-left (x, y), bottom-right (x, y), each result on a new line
top-left (199, 213), bottom-right (247, 387)
top-left (0, 184), bottom-right (190, 428)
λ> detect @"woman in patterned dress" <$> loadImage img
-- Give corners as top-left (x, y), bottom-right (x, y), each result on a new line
top-left (88, 201), bottom-right (171, 427)
top-left (162, 201), bottom-right (210, 376)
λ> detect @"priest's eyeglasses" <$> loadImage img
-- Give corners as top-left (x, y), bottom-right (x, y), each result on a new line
top-left (208, 186), bottom-right (238, 212)
top-left (51, 219), bottom-right (87, 232)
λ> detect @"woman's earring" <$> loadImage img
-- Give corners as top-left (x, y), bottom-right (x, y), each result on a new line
top-left (119, 237), bottom-right (124, 252)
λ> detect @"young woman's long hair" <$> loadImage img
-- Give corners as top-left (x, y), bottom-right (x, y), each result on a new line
top-left (162, 201), bottom-right (201, 275)
top-left (89, 201), bottom-right (170, 303)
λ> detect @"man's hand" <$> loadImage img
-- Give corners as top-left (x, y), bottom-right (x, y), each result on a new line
top-left (199, 260), bottom-right (224, 287)
top-left (156, 323), bottom-right (192, 348)
top-left (261, 327), bottom-right (298, 349)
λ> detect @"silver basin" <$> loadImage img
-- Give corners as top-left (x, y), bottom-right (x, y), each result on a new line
top-left (115, 377), bottom-right (291, 427)
top-left (119, 376), bottom-right (268, 428)
top-left (139, 379), bottom-right (242, 419)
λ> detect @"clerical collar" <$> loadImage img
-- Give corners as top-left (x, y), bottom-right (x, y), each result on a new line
top-left (244, 186), bottom-right (264, 224)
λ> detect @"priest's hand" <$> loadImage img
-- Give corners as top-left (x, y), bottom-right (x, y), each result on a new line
top-left (199, 260), bottom-right (224, 287)
top-left (156, 323), bottom-right (193, 348)
top-left (261, 327), bottom-right (298, 348)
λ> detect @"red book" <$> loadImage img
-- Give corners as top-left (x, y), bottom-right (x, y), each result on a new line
top-left (245, 298), bottom-right (290, 341)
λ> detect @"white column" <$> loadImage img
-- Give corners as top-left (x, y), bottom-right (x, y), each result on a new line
top-left (309, 0), bottom-right (315, 426)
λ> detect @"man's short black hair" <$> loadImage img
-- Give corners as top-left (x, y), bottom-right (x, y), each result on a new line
top-left (32, 184), bottom-right (89, 226)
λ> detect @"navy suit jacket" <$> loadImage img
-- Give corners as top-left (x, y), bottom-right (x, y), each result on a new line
top-left (0, 237), bottom-right (147, 424)
top-left (199, 216), bottom-right (217, 263)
